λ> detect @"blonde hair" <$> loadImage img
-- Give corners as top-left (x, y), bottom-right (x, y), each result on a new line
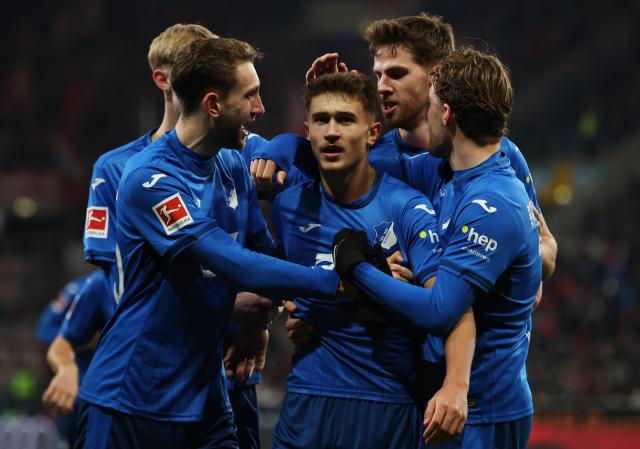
top-left (147, 23), bottom-right (218, 71)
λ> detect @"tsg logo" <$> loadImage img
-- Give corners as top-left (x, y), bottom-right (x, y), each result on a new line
top-left (462, 225), bottom-right (498, 252)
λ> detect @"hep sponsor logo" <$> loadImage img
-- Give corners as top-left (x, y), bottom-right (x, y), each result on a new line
top-left (419, 229), bottom-right (440, 244)
top-left (85, 207), bottom-right (109, 239)
top-left (461, 225), bottom-right (498, 252)
top-left (152, 193), bottom-right (193, 235)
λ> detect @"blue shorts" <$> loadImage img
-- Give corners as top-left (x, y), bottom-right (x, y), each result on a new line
top-left (73, 402), bottom-right (239, 449)
top-left (272, 393), bottom-right (421, 449)
top-left (461, 415), bottom-right (532, 449)
top-left (228, 384), bottom-right (259, 449)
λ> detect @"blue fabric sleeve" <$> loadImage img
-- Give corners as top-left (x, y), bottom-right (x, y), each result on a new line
top-left (251, 133), bottom-right (319, 180)
top-left (352, 263), bottom-right (477, 335)
top-left (83, 160), bottom-right (118, 264)
top-left (61, 271), bottom-right (110, 348)
top-left (189, 228), bottom-right (339, 300)
top-left (501, 137), bottom-right (539, 210)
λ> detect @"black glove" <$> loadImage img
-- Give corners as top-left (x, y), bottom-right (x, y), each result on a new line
top-left (332, 229), bottom-right (371, 280)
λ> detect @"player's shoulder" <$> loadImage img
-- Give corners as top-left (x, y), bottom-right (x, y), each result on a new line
top-left (94, 131), bottom-right (154, 171)
top-left (274, 178), bottom-right (318, 208)
top-left (379, 172), bottom-right (433, 205)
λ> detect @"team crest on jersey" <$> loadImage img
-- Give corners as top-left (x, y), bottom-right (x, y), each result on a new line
top-left (152, 193), bottom-right (193, 235)
top-left (227, 187), bottom-right (238, 210)
top-left (373, 221), bottom-right (397, 250)
top-left (85, 207), bottom-right (109, 239)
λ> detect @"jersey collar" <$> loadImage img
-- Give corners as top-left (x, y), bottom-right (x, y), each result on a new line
top-left (451, 150), bottom-right (510, 188)
top-left (320, 171), bottom-right (383, 209)
top-left (165, 130), bottom-right (217, 176)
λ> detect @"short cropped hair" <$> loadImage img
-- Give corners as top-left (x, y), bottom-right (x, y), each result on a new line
top-left (171, 37), bottom-right (262, 116)
top-left (364, 12), bottom-right (455, 69)
top-left (147, 23), bottom-right (218, 71)
top-left (303, 73), bottom-right (381, 117)
top-left (431, 48), bottom-right (513, 146)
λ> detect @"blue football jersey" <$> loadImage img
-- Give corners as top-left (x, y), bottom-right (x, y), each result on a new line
top-left (83, 130), bottom-right (155, 305)
top-left (403, 136), bottom-right (539, 214)
top-left (36, 273), bottom-right (93, 345)
top-left (79, 130), bottom-right (335, 421)
top-left (83, 130), bottom-right (155, 265)
top-left (272, 172), bottom-right (441, 403)
top-left (436, 151), bottom-right (541, 424)
top-left (61, 269), bottom-right (115, 350)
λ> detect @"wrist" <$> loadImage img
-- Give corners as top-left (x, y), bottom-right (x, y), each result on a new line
top-left (442, 377), bottom-right (469, 392)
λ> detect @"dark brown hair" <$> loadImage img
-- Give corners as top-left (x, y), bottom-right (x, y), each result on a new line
top-left (171, 37), bottom-right (262, 115)
top-left (303, 73), bottom-right (381, 117)
top-left (364, 12), bottom-right (455, 69)
top-left (431, 47), bottom-right (513, 146)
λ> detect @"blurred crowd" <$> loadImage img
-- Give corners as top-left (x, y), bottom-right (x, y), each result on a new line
top-left (0, 0), bottom-right (639, 420)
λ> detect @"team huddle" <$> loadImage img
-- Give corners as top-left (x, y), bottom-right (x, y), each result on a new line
top-left (38, 12), bottom-right (557, 449)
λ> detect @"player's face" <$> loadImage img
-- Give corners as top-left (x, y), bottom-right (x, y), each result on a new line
top-left (307, 93), bottom-right (379, 173)
top-left (217, 61), bottom-right (265, 149)
top-left (372, 45), bottom-right (430, 130)
top-left (426, 85), bottom-right (453, 155)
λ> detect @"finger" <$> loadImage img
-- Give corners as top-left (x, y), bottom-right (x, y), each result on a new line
top-left (245, 357), bottom-right (256, 381)
top-left (276, 170), bottom-right (287, 187)
top-left (337, 62), bottom-right (348, 73)
top-left (250, 159), bottom-right (258, 181)
top-left (386, 250), bottom-right (404, 265)
top-left (424, 402), bottom-right (445, 440)
top-left (349, 69), bottom-right (359, 75)
top-left (305, 67), bottom-right (315, 82)
top-left (390, 264), bottom-right (413, 282)
top-left (284, 300), bottom-right (297, 314)
top-left (423, 398), bottom-right (435, 427)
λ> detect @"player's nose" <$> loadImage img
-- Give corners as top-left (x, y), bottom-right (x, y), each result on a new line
top-left (252, 95), bottom-right (265, 116)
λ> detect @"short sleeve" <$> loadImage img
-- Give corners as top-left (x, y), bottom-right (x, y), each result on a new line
top-left (84, 161), bottom-right (118, 264)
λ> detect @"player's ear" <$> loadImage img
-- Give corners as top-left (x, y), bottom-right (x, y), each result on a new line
top-left (442, 103), bottom-right (453, 127)
top-left (367, 121), bottom-right (382, 145)
top-left (303, 121), bottom-right (309, 138)
top-left (203, 92), bottom-right (222, 118)
top-left (152, 68), bottom-right (171, 92)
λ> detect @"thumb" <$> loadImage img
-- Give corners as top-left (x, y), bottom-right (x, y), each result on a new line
top-left (277, 170), bottom-right (287, 187)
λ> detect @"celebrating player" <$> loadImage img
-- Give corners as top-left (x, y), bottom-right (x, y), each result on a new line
top-left (333, 48), bottom-right (541, 449)
top-left (269, 72), bottom-right (474, 449)
top-left (75, 37), bottom-right (341, 449)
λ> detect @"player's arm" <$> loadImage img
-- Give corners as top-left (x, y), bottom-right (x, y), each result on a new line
top-left (83, 160), bottom-right (118, 266)
top-left (123, 167), bottom-right (339, 301)
top-left (42, 335), bottom-right (78, 415)
top-left (250, 134), bottom-right (319, 191)
top-left (531, 205), bottom-right (557, 280)
top-left (504, 138), bottom-right (558, 280)
top-left (424, 301), bottom-right (475, 445)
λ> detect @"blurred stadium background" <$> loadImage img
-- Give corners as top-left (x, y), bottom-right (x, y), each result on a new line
top-left (1, 0), bottom-right (639, 447)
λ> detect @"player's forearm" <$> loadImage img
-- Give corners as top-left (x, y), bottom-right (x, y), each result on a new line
top-left (46, 335), bottom-right (77, 374)
top-left (190, 233), bottom-right (339, 299)
top-left (540, 235), bottom-right (557, 280)
top-left (442, 308), bottom-right (475, 390)
top-left (351, 263), bottom-right (474, 335)
top-left (252, 133), bottom-right (319, 180)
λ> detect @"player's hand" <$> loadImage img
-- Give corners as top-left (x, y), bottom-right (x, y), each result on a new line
top-left (305, 53), bottom-right (350, 82)
top-left (332, 229), bottom-right (371, 280)
top-left (232, 292), bottom-right (274, 329)
top-left (386, 250), bottom-right (413, 283)
top-left (224, 327), bottom-right (269, 383)
top-left (533, 282), bottom-right (543, 311)
top-left (423, 381), bottom-right (468, 445)
top-left (530, 202), bottom-right (557, 280)
top-left (284, 301), bottom-right (316, 346)
top-left (42, 364), bottom-right (78, 415)
top-left (250, 158), bottom-right (287, 191)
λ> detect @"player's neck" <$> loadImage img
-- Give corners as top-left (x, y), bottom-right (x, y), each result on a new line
top-left (151, 91), bottom-right (180, 142)
top-left (398, 120), bottom-right (429, 149)
top-left (174, 114), bottom-right (220, 157)
top-left (320, 161), bottom-right (376, 204)
top-left (449, 132), bottom-right (500, 172)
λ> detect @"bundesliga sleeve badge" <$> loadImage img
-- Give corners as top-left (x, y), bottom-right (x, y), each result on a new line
top-left (85, 207), bottom-right (109, 239)
top-left (152, 193), bottom-right (194, 235)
